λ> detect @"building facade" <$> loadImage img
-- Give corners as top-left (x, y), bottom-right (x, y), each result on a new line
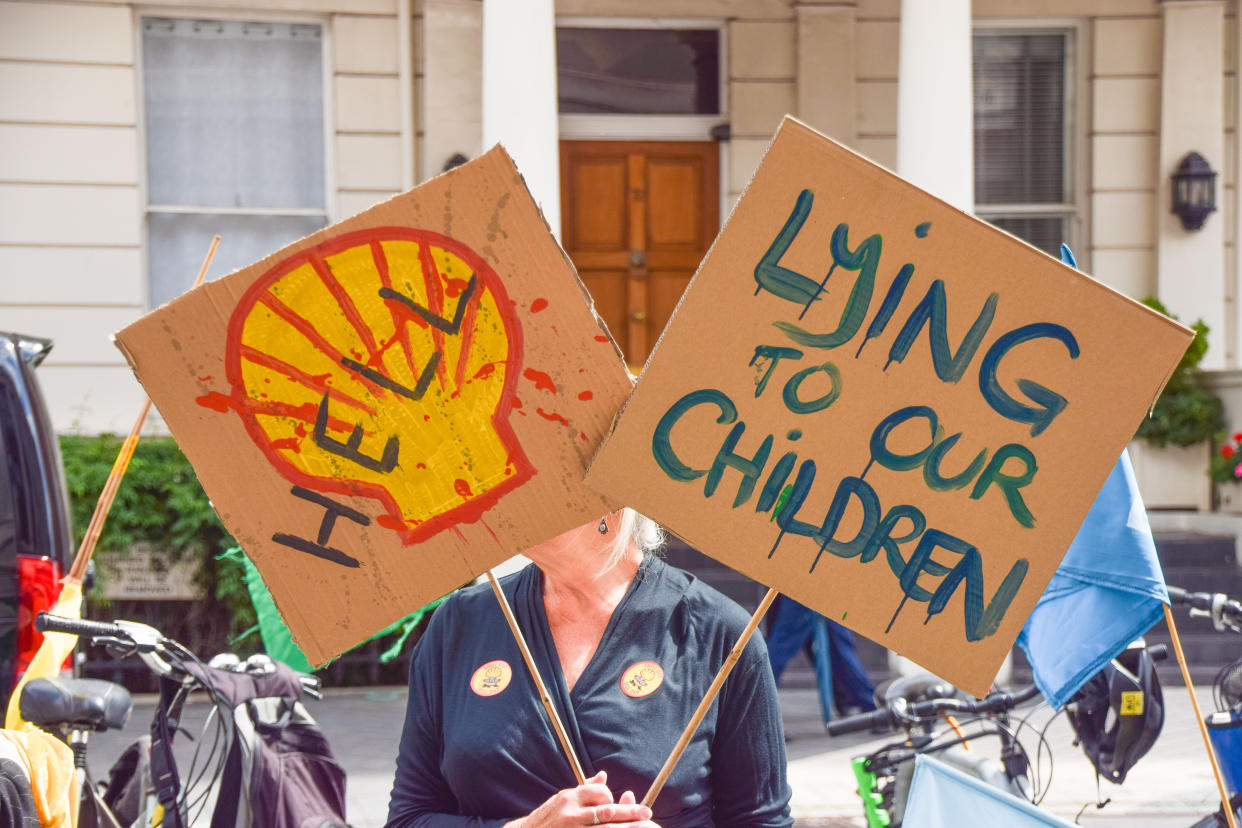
top-left (1, 1), bottom-right (1238, 497)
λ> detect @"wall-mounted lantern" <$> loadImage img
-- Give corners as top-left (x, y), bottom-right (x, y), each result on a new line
top-left (1171, 151), bottom-right (1217, 231)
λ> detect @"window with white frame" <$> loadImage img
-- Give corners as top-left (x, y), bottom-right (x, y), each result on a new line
top-left (973, 29), bottom-right (1076, 257)
top-left (142, 18), bottom-right (328, 307)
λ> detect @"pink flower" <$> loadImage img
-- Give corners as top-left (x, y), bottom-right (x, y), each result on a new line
top-left (1234, 461), bottom-right (1242, 478)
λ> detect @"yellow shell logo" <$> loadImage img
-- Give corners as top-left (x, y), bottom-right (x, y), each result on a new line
top-left (470, 659), bottom-right (513, 697)
top-left (620, 660), bottom-right (664, 698)
top-left (218, 228), bottom-right (533, 545)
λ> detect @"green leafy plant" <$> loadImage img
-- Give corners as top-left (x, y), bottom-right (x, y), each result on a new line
top-left (1133, 297), bottom-right (1224, 448)
top-left (58, 435), bottom-right (255, 641)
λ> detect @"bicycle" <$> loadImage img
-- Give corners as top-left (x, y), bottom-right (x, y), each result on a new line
top-left (18, 611), bottom-right (348, 827)
top-left (1167, 585), bottom-right (1242, 828)
top-left (826, 674), bottom-right (1043, 828)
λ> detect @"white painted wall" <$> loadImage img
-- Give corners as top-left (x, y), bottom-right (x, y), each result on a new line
top-left (0, 1), bottom-right (146, 435)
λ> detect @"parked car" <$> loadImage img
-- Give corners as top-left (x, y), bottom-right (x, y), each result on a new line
top-left (0, 332), bottom-right (75, 710)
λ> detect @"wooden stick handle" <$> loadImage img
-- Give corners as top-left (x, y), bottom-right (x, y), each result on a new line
top-left (1163, 603), bottom-right (1239, 828)
top-left (486, 570), bottom-right (586, 784)
top-left (66, 236), bottom-right (220, 584)
top-left (642, 586), bottom-right (779, 808)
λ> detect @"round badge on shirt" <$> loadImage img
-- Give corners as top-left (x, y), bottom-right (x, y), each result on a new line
top-left (470, 660), bottom-right (513, 696)
top-left (620, 661), bottom-right (664, 698)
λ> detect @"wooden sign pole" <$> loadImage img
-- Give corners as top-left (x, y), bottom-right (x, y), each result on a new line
top-left (486, 570), bottom-right (587, 784)
top-left (642, 586), bottom-right (779, 807)
top-left (1163, 604), bottom-right (1239, 828)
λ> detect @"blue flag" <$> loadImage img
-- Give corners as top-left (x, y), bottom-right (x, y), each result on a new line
top-left (903, 755), bottom-right (1075, 827)
top-left (1016, 449), bottom-right (1168, 709)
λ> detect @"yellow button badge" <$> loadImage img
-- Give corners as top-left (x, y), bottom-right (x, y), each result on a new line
top-left (470, 660), bottom-right (513, 697)
top-left (620, 661), bottom-right (664, 698)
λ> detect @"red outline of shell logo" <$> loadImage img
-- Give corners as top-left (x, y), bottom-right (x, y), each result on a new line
top-left (470, 659), bottom-right (513, 697)
top-left (620, 660), bottom-right (664, 698)
top-left (220, 227), bottom-right (534, 546)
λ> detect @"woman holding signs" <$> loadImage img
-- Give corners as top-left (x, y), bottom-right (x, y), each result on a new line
top-left (386, 508), bottom-right (793, 827)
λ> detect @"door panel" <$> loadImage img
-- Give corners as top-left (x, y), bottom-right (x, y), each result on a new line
top-left (560, 140), bottom-right (719, 366)
top-left (565, 157), bottom-right (628, 250)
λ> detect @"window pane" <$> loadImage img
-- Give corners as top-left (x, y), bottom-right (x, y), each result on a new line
top-left (984, 214), bottom-right (1069, 257)
top-left (143, 18), bottom-right (325, 209)
top-left (557, 28), bottom-right (719, 115)
top-left (974, 32), bottom-right (1067, 205)
top-left (148, 213), bottom-right (327, 307)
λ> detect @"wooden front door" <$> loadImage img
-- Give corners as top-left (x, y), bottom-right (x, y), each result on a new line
top-left (560, 140), bottom-right (719, 366)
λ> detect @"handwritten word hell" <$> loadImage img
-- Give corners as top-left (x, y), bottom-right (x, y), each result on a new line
top-left (649, 188), bottom-right (1083, 641)
top-left (268, 275), bottom-right (478, 568)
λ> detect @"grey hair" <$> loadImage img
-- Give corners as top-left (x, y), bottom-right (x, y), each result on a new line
top-left (601, 507), bottom-right (664, 573)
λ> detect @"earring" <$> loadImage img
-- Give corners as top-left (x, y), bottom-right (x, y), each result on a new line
top-left (598, 517), bottom-right (609, 535)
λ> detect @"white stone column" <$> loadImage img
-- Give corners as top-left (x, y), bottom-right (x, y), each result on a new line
top-left (422, 1), bottom-right (483, 183)
top-left (482, 0), bottom-right (560, 239)
top-left (1158, 0), bottom-right (1226, 368)
top-left (892, 0), bottom-right (1003, 685)
top-left (896, 0), bottom-right (973, 213)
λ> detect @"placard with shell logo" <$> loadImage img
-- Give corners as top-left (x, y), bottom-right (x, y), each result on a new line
top-left (115, 147), bottom-right (633, 665)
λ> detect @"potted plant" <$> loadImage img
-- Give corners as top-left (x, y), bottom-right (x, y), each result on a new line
top-left (1129, 298), bottom-right (1223, 511)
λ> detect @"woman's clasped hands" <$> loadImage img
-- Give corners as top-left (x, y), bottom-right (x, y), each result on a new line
top-left (504, 771), bottom-right (660, 827)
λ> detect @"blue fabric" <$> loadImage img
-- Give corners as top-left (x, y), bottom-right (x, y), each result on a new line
top-left (766, 596), bottom-right (875, 721)
top-left (1017, 449), bottom-right (1168, 709)
top-left (902, 755), bottom-right (1075, 828)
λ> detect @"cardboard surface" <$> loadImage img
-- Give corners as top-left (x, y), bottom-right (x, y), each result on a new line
top-left (585, 118), bottom-right (1191, 696)
top-left (115, 147), bottom-right (632, 665)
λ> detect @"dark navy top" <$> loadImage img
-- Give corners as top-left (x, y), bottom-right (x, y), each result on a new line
top-left (385, 555), bottom-right (793, 827)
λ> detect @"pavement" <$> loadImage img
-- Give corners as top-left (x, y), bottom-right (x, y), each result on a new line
top-left (86, 683), bottom-right (1232, 827)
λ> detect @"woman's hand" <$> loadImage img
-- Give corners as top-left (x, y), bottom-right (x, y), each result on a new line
top-left (504, 771), bottom-right (659, 827)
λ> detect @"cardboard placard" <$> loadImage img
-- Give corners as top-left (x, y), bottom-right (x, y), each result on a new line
top-left (115, 147), bottom-right (632, 665)
top-left (585, 118), bottom-right (1191, 696)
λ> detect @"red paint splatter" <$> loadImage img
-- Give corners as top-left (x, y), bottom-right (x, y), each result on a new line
top-left (454, 479), bottom-right (474, 498)
top-left (536, 408), bottom-right (569, 426)
top-left (196, 392), bottom-right (241, 414)
top-left (197, 375), bottom-right (213, 382)
top-left (523, 368), bottom-right (556, 393)
top-left (578, 390), bottom-right (594, 401)
top-left (294, 423), bottom-right (307, 438)
top-left (511, 396), bottom-right (523, 408)
top-left (271, 437), bottom-right (301, 453)
top-left (377, 514), bottom-right (407, 531)
top-left (416, 462), bottom-right (426, 469)
top-left (580, 431), bottom-right (588, 441)
top-left (594, 335), bottom-right (609, 343)
top-left (310, 372), bottom-right (332, 385)
top-left (474, 362), bottom-right (498, 381)
top-left (424, 414), bottom-right (431, 421)
top-left (444, 278), bottom-right (470, 298)
top-left (530, 298), bottom-right (548, 312)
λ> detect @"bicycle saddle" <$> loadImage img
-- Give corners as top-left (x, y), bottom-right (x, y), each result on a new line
top-left (19, 677), bottom-right (133, 732)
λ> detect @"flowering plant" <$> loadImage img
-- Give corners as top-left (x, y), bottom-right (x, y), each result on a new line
top-left (1210, 433), bottom-right (1242, 483)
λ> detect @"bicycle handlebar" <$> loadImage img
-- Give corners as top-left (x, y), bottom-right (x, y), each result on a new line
top-left (1168, 585), bottom-right (1242, 632)
top-left (827, 684), bottom-right (1042, 737)
top-left (827, 706), bottom-right (896, 736)
top-left (35, 612), bottom-right (125, 640)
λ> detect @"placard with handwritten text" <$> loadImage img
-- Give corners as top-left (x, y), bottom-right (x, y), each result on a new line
top-left (117, 147), bottom-right (632, 665)
top-left (586, 118), bottom-right (1189, 696)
